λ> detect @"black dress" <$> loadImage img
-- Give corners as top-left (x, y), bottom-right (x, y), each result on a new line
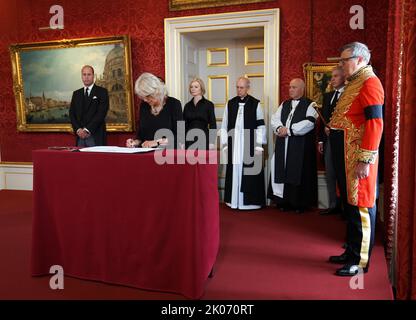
top-left (183, 97), bottom-right (217, 149)
top-left (136, 96), bottom-right (183, 148)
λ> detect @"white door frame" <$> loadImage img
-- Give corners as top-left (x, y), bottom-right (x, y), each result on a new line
top-left (165, 8), bottom-right (280, 177)
top-left (164, 8), bottom-right (279, 112)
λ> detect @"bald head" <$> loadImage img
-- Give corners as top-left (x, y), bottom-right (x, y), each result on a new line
top-left (289, 78), bottom-right (305, 99)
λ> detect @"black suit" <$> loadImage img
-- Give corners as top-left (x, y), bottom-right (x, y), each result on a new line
top-left (319, 90), bottom-right (341, 210)
top-left (319, 91), bottom-right (338, 144)
top-left (69, 84), bottom-right (109, 146)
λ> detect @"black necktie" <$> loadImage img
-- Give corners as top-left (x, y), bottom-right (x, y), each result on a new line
top-left (85, 87), bottom-right (89, 97)
top-left (333, 91), bottom-right (339, 103)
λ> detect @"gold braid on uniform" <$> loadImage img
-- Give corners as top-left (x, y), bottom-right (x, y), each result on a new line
top-left (328, 66), bottom-right (375, 206)
top-left (357, 148), bottom-right (378, 164)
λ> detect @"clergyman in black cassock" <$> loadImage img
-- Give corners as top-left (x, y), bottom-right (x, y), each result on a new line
top-left (269, 78), bottom-right (318, 213)
top-left (220, 77), bottom-right (266, 210)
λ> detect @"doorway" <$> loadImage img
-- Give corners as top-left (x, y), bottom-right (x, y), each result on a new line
top-left (165, 9), bottom-right (280, 200)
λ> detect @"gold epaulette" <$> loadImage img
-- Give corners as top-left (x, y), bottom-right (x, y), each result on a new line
top-left (329, 66), bottom-right (375, 129)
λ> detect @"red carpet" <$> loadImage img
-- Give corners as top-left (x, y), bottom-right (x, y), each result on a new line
top-left (0, 190), bottom-right (393, 300)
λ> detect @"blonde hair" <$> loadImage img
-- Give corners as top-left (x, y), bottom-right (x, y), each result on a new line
top-left (135, 72), bottom-right (168, 105)
top-left (188, 77), bottom-right (206, 96)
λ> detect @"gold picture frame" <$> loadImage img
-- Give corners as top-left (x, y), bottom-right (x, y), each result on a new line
top-left (303, 62), bottom-right (338, 108)
top-left (9, 35), bottom-right (135, 132)
top-left (169, 0), bottom-right (274, 11)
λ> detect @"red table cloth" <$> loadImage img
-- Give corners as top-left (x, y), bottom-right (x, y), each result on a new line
top-left (31, 149), bottom-right (220, 299)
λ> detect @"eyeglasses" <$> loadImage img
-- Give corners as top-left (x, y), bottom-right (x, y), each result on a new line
top-left (339, 55), bottom-right (358, 64)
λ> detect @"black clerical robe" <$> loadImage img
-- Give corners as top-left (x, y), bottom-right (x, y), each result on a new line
top-left (269, 97), bottom-right (318, 209)
top-left (221, 95), bottom-right (266, 208)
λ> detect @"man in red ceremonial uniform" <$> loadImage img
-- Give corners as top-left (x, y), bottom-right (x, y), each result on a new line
top-left (327, 42), bottom-right (384, 276)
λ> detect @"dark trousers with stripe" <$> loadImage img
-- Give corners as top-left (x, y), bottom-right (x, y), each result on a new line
top-left (329, 129), bottom-right (376, 269)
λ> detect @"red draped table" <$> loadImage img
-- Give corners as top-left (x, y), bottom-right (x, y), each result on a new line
top-left (31, 149), bottom-right (219, 299)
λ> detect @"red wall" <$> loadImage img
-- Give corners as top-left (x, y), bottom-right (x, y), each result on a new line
top-left (0, 0), bottom-right (389, 162)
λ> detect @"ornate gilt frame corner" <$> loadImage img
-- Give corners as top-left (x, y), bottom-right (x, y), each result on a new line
top-left (169, 0), bottom-right (275, 11)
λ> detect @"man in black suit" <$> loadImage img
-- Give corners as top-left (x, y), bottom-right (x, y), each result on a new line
top-left (318, 66), bottom-right (345, 215)
top-left (69, 65), bottom-right (109, 147)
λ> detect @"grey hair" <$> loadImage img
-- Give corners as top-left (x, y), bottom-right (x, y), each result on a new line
top-left (237, 76), bottom-right (251, 88)
top-left (340, 42), bottom-right (371, 64)
top-left (135, 72), bottom-right (168, 104)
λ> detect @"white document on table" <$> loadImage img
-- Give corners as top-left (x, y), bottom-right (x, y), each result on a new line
top-left (79, 146), bottom-right (163, 153)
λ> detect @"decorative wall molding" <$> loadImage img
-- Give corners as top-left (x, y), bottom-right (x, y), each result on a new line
top-left (0, 162), bottom-right (33, 190)
top-left (165, 8), bottom-right (280, 185)
top-left (245, 45), bottom-right (264, 65)
top-left (207, 47), bottom-right (229, 66)
top-left (244, 73), bottom-right (264, 104)
top-left (208, 74), bottom-right (229, 107)
top-left (165, 9), bottom-right (279, 111)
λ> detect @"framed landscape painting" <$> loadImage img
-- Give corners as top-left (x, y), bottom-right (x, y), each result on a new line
top-left (9, 35), bottom-right (134, 132)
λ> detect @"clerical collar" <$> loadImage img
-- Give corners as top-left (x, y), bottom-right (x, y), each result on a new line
top-left (239, 95), bottom-right (248, 103)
